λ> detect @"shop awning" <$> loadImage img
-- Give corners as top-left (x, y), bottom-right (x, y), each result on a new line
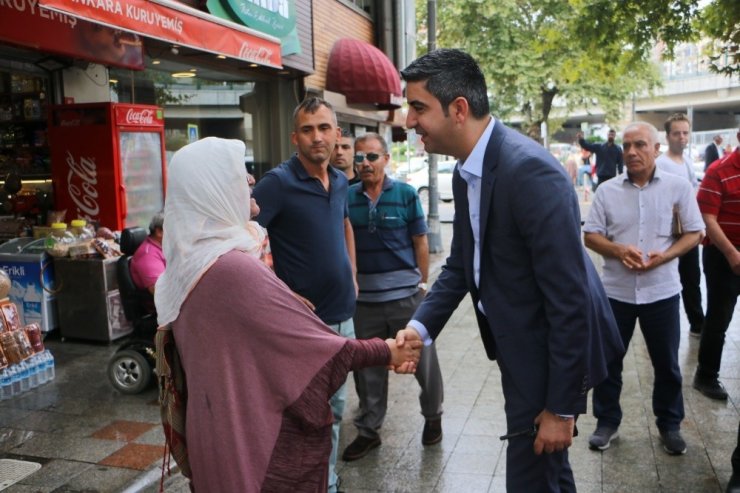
top-left (38, 0), bottom-right (282, 69)
top-left (326, 38), bottom-right (402, 110)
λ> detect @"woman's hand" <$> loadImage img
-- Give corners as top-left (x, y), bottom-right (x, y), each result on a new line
top-left (385, 337), bottom-right (422, 373)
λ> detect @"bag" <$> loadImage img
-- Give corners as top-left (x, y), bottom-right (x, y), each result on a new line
top-left (671, 205), bottom-right (683, 238)
top-left (155, 323), bottom-right (192, 480)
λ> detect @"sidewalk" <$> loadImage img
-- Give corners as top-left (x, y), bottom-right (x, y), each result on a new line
top-left (0, 209), bottom-right (738, 492)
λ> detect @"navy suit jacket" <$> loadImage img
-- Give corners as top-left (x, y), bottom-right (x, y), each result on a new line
top-left (414, 121), bottom-right (624, 415)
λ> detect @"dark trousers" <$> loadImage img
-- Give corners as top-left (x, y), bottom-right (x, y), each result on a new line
top-left (697, 245), bottom-right (740, 379)
top-left (592, 296), bottom-right (684, 432)
top-left (497, 343), bottom-right (575, 492)
top-left (678, 245), bottom-right (705, 330)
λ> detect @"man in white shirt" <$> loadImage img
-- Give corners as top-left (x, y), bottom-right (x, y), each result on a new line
top-left (655, 113), bottom-right (704, 337)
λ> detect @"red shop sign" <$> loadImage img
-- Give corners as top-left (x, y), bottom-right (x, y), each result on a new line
top-left (38, 0), bottom-right (282, 68)
top-left (0, 0), bottom-right (144, 70)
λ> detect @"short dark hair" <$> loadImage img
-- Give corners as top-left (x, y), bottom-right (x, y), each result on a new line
top-left (400, 49), bottom-right (489, 119)
top-left (292, 97), bottom-right (336, 128)
top-left (355, 132), bottom-right (388, 153)
top-left (664, 113), bottom-right (690, 134)
top-left (339, 128), bottom-right (354, 139)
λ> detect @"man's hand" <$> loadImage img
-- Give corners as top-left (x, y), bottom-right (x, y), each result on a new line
top-left (642, 250), bottom-right (669, 271)
top-left (533, 410), bottom-right (574, 455)
top-left (616, 244), bottom-right (646, 271)
top-left (392, 327), bottom-right (422, 374)
top-left (728, 250), bottom-right (740, 275)
top-left (385, 337), bottom-right (421, 373)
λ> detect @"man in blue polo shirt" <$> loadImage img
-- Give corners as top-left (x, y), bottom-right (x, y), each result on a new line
top-left (342, 132), bottom-right (444, 462)
top-left (253, 96), bottom-right (357, 493)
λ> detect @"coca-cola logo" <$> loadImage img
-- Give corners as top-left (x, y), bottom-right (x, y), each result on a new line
top-left (126, 108), bottom-right (154, 125)
top-left (65, 150), bottom-right (99, 222)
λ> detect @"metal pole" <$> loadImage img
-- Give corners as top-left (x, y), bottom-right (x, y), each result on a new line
top-left (426, 0), bottom-right (443, 253)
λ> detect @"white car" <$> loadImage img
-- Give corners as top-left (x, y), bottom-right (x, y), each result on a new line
top-left (404, 160), bottom-right (456, 203)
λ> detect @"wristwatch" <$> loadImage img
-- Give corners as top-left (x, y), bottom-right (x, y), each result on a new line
top-left (417, 282), bottom-right (428, 291)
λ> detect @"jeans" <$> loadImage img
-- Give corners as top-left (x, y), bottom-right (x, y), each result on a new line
top-left (327, 317), bottom-right (355, 493)
top-left (576, 165), bottom-right (592, 187)
top-left (697, 245), bottom-right (740, 379)
top-left (592, 296), bottom-right (684, 432)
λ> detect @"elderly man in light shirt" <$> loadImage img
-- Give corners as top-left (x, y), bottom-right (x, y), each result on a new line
top-left (583, 121), bottom-right (704, 456)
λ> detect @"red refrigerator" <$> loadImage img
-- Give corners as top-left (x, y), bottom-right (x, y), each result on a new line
top-left (48, 102), bottom-right (166, 231)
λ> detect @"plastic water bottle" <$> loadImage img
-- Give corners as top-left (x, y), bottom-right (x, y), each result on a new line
top-left (27, 355), bottom-right (39, 389)
top-left (9, 365), bottom-right (20, 397)
top-left (45, 350), bottom-right (55, 381)
top-left (0, 369), bottom-right (11, 400)
top-left (36, 353), bottom-right (47, 386)
top-left (18, 361), bottom-right (30, 393)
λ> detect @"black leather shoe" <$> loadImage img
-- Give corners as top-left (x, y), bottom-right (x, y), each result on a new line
top-left (341, 435), bottom-right (381, 461)
top-left (693, 373), bottom-right (729, 400)
top-left (422, 418), bottom-right (443, 445)
top-left (727, 473), bottom-right (740, 493)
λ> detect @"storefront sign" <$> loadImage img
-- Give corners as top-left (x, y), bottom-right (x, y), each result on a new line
top-left (206, 0), bottom-right (300, 56)
top-left (38, 0), bottom-right (282, 68)
top-left (0, 0), bottom-right (144, 70)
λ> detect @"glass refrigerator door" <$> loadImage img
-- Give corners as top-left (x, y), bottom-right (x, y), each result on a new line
top-left (119, 131), bottom-right (164, 229)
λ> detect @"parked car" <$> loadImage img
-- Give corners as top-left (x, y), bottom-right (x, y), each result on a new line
top-left (405, 160), bottom-right (456, 203)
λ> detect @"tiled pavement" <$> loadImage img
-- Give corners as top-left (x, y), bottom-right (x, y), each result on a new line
top-left (0, 207), bottom-right (739, 492)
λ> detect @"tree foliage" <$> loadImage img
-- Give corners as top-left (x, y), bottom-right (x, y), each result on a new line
top-left (415, 0), bottom-right (735, 140)
top-left (699, 0), bottom-right (739, 76)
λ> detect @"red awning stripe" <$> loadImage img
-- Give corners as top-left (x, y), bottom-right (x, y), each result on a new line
top-left (38, 0), bottom-right (282, 68)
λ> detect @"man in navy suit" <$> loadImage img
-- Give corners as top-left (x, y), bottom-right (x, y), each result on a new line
top-left (395, 49), bottom-right (624, 492)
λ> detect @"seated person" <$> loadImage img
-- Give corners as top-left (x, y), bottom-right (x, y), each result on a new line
top-left (130, 212), bottom-right (165, 304)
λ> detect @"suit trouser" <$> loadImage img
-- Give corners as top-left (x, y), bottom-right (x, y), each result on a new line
top-left (697, 245), bottom-right (740, 379)
top-left (678, 245), bottom-right (705, 330)
top-left (352, 291), bottom-right (444, 438)
top-left (496, 341), bottom-right (576, 492)
top-left (327, 318), bottom-right (355, 493)
top-left (593, 296), bottom-right (684, 432)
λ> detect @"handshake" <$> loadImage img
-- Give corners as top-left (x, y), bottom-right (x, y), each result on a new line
top-left (384, 327), bottom-right (423, 374)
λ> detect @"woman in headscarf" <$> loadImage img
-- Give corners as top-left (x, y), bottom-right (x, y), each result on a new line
top-left (154, 137), bottom-right (420, 492)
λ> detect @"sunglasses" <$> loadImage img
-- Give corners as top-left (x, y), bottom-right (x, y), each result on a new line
top-left (354, 152), bottom-right (382, 165)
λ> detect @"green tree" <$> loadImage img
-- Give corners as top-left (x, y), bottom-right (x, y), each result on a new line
top-left (698, 0), bottom-right (739, 76)
top-left (417, 0), bottom-right (697, 139)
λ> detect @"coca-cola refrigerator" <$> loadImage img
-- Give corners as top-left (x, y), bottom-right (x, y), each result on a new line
top-left (48, 102), bottom-right (166, 231)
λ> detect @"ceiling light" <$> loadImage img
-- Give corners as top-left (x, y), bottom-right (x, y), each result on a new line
top-left (249, 63), bottom-right (258, 68)
top-left (109, 79), bottom-right (118, 84)
top-left (189, 68), bottom-right (197, 72)
top-left (217, 55), bottom-right (227, 59)
top-left (152, 59), bottom-right (161, 65)
top-left (171, 72), bottom-right (196, 78)
top-left (171, 46), bottom-right (179, 55)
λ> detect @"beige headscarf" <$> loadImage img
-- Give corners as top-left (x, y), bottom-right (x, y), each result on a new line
top-left (155, 137), bottom-right (265, 326)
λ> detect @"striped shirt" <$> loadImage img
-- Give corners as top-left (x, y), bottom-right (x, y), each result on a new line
top-left (348, 176), bottom-right (427, 302)
top-left (697, 149), bottom-right (740, 247)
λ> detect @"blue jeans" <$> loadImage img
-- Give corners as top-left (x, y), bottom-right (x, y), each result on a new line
top-left (592, 295), bottom-right (684, 432)
top-left (327, 317), bottom-right (355, 493)
top-left (576, 164), bottom-right (592, 187)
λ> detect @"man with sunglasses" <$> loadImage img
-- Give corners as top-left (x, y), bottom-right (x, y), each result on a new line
top-left (342, 133), bottom-right (444, 462)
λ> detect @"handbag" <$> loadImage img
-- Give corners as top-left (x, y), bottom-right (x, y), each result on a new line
top-left (155, 323), bottom-right (192, 483)
top-left (671, 204), bottom-right (683, 238)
